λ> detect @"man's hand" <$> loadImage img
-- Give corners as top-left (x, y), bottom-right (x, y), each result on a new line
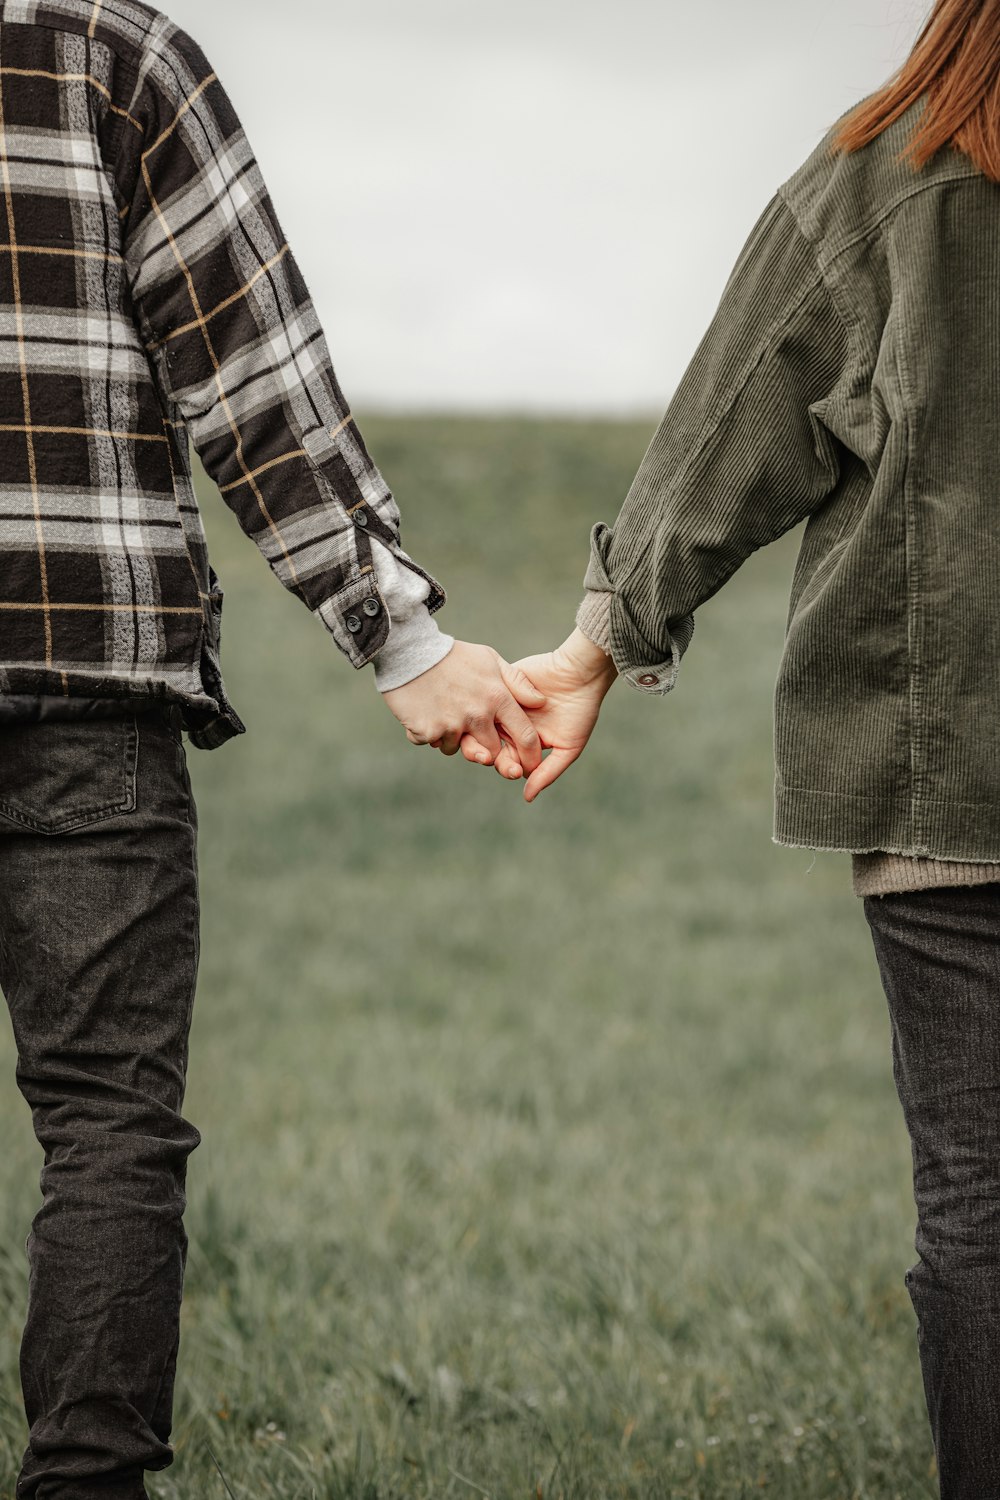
top-left (460, 628), bottom-right (618, 802)
top-left (381, 641), bottom-right (547, 778)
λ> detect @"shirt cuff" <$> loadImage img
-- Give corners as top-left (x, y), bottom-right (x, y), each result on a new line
top-left (372, 607), bottom-right (455, 693)
top-left (583, 523), bottom-right (693, 696)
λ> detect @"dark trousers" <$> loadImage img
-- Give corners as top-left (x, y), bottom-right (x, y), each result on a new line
top-left (0, 711), bottom-right (201, 1500)
top-left (866, 884), bottom-right (1000, 1500)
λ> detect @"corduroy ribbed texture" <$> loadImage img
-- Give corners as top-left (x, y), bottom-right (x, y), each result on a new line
top-left (585, 96), bottom-right (1000, 863)
top-left (578, 580), bottom-right (1000, 898)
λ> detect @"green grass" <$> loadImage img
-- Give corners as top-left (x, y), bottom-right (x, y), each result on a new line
top-left (0, 416), bottom-right (934, 1499)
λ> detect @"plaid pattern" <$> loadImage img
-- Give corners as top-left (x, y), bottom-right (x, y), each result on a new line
top-left (0, 0), bottom-right (443, 747)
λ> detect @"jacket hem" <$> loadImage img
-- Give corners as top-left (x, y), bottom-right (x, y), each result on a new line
top-left (774, 783), bottom-right (1000, 863)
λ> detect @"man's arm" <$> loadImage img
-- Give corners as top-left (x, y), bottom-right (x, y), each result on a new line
top-left (116, 18), bottom-right (442, 673)
top-left (116, 17), bottom-right (544, 759)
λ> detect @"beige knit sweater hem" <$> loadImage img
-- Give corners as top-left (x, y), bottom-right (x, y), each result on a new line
top-left (573, 589), bottom-right (1000, 900)
top-left (851, 853), bottom-right (1000, 898)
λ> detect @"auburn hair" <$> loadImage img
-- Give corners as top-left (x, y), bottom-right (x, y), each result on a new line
top-left (832, 0), bottom-right (1000, 183)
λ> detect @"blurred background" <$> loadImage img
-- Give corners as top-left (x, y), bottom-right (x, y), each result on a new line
top-left (0, 3), bottom-right (942, 1497)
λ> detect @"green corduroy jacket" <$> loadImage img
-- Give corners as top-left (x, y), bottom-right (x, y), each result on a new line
top-left (584, 96), bottom-right (1000, 862)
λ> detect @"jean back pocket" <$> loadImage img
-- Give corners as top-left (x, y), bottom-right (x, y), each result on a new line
top-left (0, 717), bottom-right (138, 835)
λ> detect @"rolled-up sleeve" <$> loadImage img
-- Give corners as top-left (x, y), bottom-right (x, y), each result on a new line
top-left (590, 191), bottom-right (854, 695)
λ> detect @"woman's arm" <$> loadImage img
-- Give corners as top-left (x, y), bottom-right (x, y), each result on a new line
top-left (467, 191), bottom-right (858, 796)
top-left (588, 190), bottom-right (853, 695)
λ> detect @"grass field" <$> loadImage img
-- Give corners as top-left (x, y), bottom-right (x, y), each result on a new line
top-left (0, 416), bottom-right (934, 1499)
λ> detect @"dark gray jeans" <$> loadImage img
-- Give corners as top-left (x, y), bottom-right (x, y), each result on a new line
top-left (866, 883), bottom-right (1000, 1500)
top-left (0, 710), bottom-right (201, 1500)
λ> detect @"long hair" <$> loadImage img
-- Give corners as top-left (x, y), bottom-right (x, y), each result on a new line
top-left (832, 0), bottom-right (1000, 183)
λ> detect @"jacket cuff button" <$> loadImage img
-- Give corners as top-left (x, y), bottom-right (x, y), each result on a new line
top-left (354, 508), bottom-right (369, 527)
top-left (637, 672), bottom-right (659, 687)
top-left (346, 613), bottom-right (362, 634)
top-left (363, 598), bottom-right (381, 617)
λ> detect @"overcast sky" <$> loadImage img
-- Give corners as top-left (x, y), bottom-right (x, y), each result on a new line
top-left (162, 0), bottom-right (928, 414)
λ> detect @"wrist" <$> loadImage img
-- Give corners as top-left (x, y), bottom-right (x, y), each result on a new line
top-left (558, 627), bottom-right (618, 687)
top-left (373, 609), bottom-right (455, 694)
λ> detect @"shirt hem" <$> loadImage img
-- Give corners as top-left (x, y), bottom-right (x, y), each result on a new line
top-left (0, 672), bottom-right (245, 750)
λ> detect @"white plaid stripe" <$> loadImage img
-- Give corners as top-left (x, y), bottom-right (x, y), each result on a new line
top-left (0, 514), bottom-right (190, 550)
top-left (0, 151), bottom-right (108, 201)
top-left (0, 127), bottom-right (103, 168)
top-left (0, 486), bottom-right (184, 520)
top-left (0, 333), bottom-right (146, 380)
top-left (253, 507), bottom-right (352, 560)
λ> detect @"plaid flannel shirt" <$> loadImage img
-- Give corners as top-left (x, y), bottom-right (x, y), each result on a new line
top-left (0, 0), bottom-right (445, 747)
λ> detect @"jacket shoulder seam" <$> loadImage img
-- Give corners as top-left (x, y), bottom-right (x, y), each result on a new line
top-left (784, 165), bottom-right (982, 275)
top-left (828, 169), bottom-right (982, 272)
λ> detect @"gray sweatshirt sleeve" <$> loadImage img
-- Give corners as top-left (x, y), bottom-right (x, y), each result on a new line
top-left (369, 540), bottom-right (456, 692)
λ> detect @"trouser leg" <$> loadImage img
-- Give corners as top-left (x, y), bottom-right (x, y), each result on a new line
top-left (0, 711), bottom-right (201, 1500)
top-left (865, 883), bottom-right (1000, 1500)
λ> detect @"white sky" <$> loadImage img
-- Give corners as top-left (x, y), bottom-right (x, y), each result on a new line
top-left (162, 0), bottom-right (929, 414)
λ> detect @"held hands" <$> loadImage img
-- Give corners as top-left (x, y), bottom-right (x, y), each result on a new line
top-left (380, 640), bottom-right (548, 777)
top-left (381, 628), bottom-right (617, 803)
top-left (462, 629), bottom-right (618, 801)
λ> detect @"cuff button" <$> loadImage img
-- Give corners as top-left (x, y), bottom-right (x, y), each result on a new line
top-left (362, 597), bottom-right (381, 618)
top-left (637, 672), bottom-right (660, 687)
top-left (346, 614), bottom-right (362, 634)
top-left (354, 508), bottom-right (369, 527)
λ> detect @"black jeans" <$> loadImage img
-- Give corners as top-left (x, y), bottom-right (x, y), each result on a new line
top-left (0, 710), bottom-right (201, 1500)
top-left (866, 883), bottom-right (1000, 1500)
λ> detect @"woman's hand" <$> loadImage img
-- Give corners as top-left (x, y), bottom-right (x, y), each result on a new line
top-left (461, 628), bottom-right (618, 802)
top-left (381, 640), bottom-right (547, 776)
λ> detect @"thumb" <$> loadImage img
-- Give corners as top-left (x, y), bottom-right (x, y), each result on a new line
top-left (501, 660), bottom-right (546, 708)
top-left (522, 745), bottom-right (581, 803)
